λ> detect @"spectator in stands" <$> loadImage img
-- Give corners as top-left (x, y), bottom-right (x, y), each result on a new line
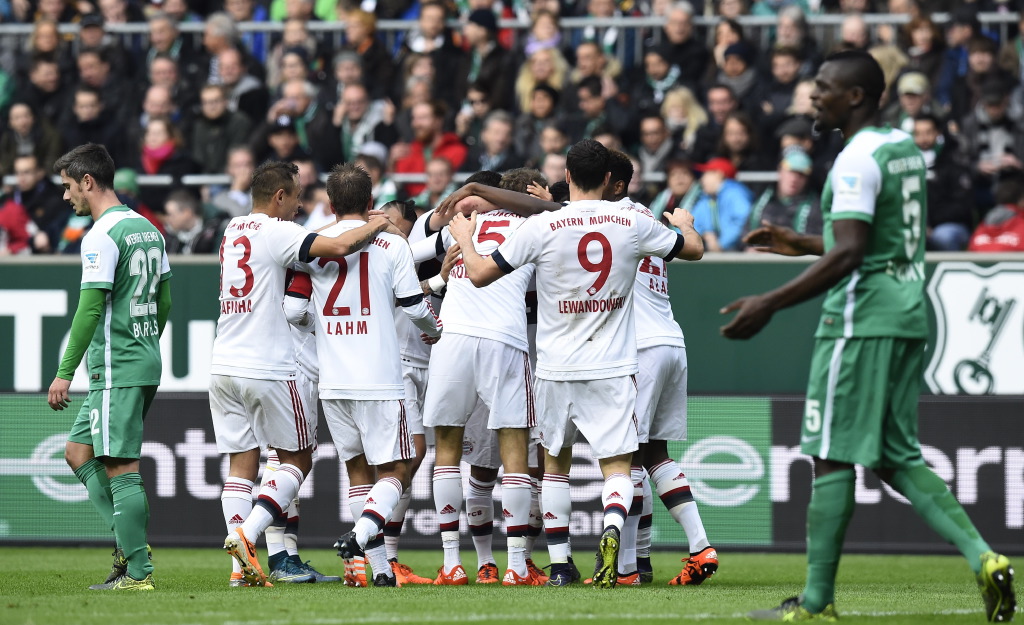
top-left (78, 12), bottom-right (137, 81)
top-left (18, 19), bottom-right (74, 82)
top-left (319, 51), bottom-right (363, 112)
top-left (125, 85), bottom-right (188, 166)
top-left (717, 0), bottom-right (746, 18)
top-left (34, 0), bottom-right (80, 24)
top-left (344, 10), bottom-right (396, 101)
top-left (0, 192), bottom-right (36, 256)
top-left (566, 75), bottom-right (633, 143)
top-left (218, 47), bottom-right (271, 127)
top-left (772, 6), bottom-right (821, 78)
top-left (0, 103), bottom-right (61, 175)
top-left (163, 189), bottom-right (225, 254)
top-left (516, 83), bottom-right (561, 165)
top-left (756, 46), bottom-right (802, 132)
top-left (960, 78), bottom-right (1024, 211)
top-left (460, 9), bottom-right (512, 110)
top-left (460, 110), bottom-right (524, 172)
top-left (15, 55), bottom-right (67, 128)
top-left (455, 82), bottom-right (494, 149)
top-left (211, 146), bottom-right (256, 217)
top-left (412, 157), bottom-right (458, 211)
top-left (538, 120), bottom-right (570, 158)
top-left (540, 151), bottom-right (567, 185)
top-left (913, 113), bottom-right (974, 251)
top-left (707, 18), bottom-right (745, 86)
top-left (202, 12), bottom-right (265, 86)
top-left (225, 0), bottom-right (270, 64)
top-left (58, 87), bottom-right (124, 165)
top-left (270, 0), bottom-right (327, 21)
top-left (903, 15), bottom-right (945, 88)
top-left (882, 72), bottom-right (938, 134)
top-left (787, 78), bottom-right (815, 117)
top-left (1001, 14), bottom-right (1024, 85)
top-left (837, 13), bottom-right (870, 53)
top-left (691, 157), bottom-right (753, 252)
top-left (661, 86), bottom-right (707, 152)
top-left (869, 42), bottom-right (909, 104)
top-left (355, 145), bottom-right (400, 209)
top-left (133, 115), bottom-right (197, 213)
top-left (266, 18), bottom-right (326, 92)
top-left (649, 156), bottom-right (700, 220)
top-left (254, 115), bottom-right (309, 162)
top-left (11, 153), bottom-right (66, 254)
top-left (191, 84), bottom-right (252, 174)
top-left (632, 45), bottom-right (681, 116)
top-left (146, 12), bottom-right (204, 84)
top-left (77, 48), bottom-right (133, 122)
top-left (742, 147), bottom-right (821, 247)
top-left (936, 7), bottom-right (980, 112)
top-left (301, 182), bottom-right (335, 230)
top-left (520, 10), bottom-right (567, 62)
top-left (393, 100), bottom-right (468, 196)
top-left (255, 78), bottom-right (336, 171)
top-left (652, 1), bottom-right (707, 89)
top-left (951, 36), bottom-right (1013, 126)
top-left (716, 42), bottom-right (758, 115)
top-left (276, 48), bottom-right (315, 97)
top-left (562, 41), bottom-right (619, 115)
top-left (692, 83), bottom-right (739, 163)
top-left (398, 1), bottom-right (466, 110)
top-left (968, 174), bottom-right (1024, 252)
top-left (330, 82), bottom-right (399, 163)
top-left (515, 46), bottom-right (569, 113)
top-left (637, 114), bottom-right (676, 176)
top-left (146, 53), bottom-right (198, 120)
top-left (161, 0), bottom-right (203, 23)
top-left (571, 0), bottom-right (637, 70)
top-left (718, 111), bottom-right (772, 178)
top-left (396, 76), bottom-right (435, 142)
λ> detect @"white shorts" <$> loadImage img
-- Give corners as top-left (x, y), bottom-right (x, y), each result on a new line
top-left (322, 398), bottom-right (414, 466)
top-left (210, 375), bottom-right (313, 453)
top-left (401, 360), bottom-right (428, 436)
top-left (534, 376), bottom-right (639, 459)
top-left (462, 403), bottom-right (500, 469)
top-left (296, 371), bottom-right (320, 457)
top-left (636, 345), bottom-right (688, 443)
top-left (423, 334), bottom-right (535, 430)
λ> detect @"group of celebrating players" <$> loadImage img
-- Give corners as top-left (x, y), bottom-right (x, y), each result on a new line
top-left (210, 137), bottom-right (716, 590)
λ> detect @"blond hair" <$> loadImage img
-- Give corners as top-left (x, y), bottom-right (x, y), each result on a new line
top-left (515, 47), bottom-right (569, 112)
top-left (661, 87), bottom-right (708, 150)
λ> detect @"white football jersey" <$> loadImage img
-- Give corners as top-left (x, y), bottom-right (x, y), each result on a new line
top-left (211, 213), bottom-right (317, 380)
top-left (439, 210), bottom-right (534, 352)
top-left (612, 198), bottom-right (686, 350)
top-left (303, 220), bottom-right (423, 400)
top-left (493, 199), bottom-right (684, 381)
top-left (394, 210), bottom-right (441, 367)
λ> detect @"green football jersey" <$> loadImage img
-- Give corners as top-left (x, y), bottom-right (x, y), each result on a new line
top-left (816, 126), bottom-right (928, 339)
top-left (79, 206), bottom-right (172, 390)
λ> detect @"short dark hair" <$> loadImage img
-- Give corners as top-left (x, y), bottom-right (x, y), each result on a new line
top-left (707, 83), bottom-right (738, 101)
top-left (326, 162), bottom-right (372, 215)
top-left (166, 189), bottom-right (201, 215)
top-left (75, 85), bottom-right (103, 103)
top-left (250, 160), bottom-right (298, 205)
top-left (578, 75), bottom-right (603, 99)
top-left (772, 45), bottom-right (802, 61)
top-left (912, 112), bottom-right (942, 130)
top-left (823, 50), bottom-right (886, 110)
top-left (381, 198), bottom-right (418, 222)
top-left (607, 150), bottom-right (634, 188)
top-left (78, 46), bottom-right (109, 65)
top-left (549, 180), bottom-right (570, 203)
top-left (500, 168), bottom-right (548, 194)
top-left (465, 170), bottom-right (502, 187)
top-left (995, 173), bottom-right (1024, 205)
top-left (566, 139), bottom-right (609, 192)
top-left (53, 143), bottom-right (115, 189)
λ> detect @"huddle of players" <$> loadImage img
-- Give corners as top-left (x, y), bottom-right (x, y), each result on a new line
top-left (211, 139), bottom-right (718, 589)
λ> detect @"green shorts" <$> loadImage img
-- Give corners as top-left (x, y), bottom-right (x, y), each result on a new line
top-left (68, 386), bottom-right (158, 459)
top-left (801, 337), bottom-right (925, 469)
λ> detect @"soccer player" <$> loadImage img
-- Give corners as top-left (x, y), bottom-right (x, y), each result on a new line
top-left (449, 139), bottom-right (697, 589)
top-left (299, 164), bottom-right (442, 587)
top-left (421, 180), bottom-right (540, 587)
top-left (212, 161), bottom-right (393, 587)
top-left (48, 143), bottom-right (171, 591)
top-left (722, 51), bottom-right (1017, 621)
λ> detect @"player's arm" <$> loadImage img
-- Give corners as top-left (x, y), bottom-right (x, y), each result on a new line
top-left (48, 288), bottom-right (107, 410)
top-left (662, 208), bottom-right (704, 260)
top-left (393, 244), bottom-right (443, 343)
top-left (434, 182), bottom-right (559, 228)
top-left (157, 278), bottom-right (172, 336)
top-left (447, 212), bottom-right (506, 287)
top-left (283, 271), bottom-right (314, 331)
top-left (743, 220), bottom-right (825, 256)
top-left (306, 215), bottom-right (392, 259)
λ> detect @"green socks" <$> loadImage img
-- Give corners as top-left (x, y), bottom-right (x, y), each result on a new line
top-left (73, 458), bottom-right (115, 533)
top-left (802, 469), bottom-right (856, 613)
top-left (110, 473), bottom-right (153, 580)
top-left (890, 464), bottom-right (990, 573)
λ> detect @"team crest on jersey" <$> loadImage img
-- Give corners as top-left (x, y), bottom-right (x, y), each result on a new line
top-left (925, 262), bottom-right (1024, 395)
top-left (835, 173), bottom-right (861, 197)
top-left (83, 250), bottom-right (101, 271)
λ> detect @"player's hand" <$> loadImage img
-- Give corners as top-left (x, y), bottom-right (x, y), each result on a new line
top-left (435, 183), bottom-right (477, 223)
top-left (527, 182), bottom-right (552, 202)
top-left (441, 242), bottom-right (462, 282)
top-left (48, 377), bottom-right (72, 411)
top-left (368, 213), bottom-right (393, 233)
top-left (720, 294), bottom-right (775, 340)
top-left (449, 211), bottom-right (478, 245)
top-left (420, 332), bottom-right (441, 344)
top-left (743, 220), bottom-right (807, 256)
top-left (664, 207), bottom-right (695, 232)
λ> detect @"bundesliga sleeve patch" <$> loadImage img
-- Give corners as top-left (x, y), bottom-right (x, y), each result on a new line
top-left (83, 250), bottom-right (101, 272)
top-left (836, 173), bottom-right (862, 197)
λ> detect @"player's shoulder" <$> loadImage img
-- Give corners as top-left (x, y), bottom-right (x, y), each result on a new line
top-left (842, 127), bottom-right (914, 162)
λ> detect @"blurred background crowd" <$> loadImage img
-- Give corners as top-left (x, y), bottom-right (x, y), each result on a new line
top-left (2, 0), bottom-right (1024, 254)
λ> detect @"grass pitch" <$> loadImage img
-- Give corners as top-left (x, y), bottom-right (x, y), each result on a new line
top-left (1, 547), bottom-right (1016, 625)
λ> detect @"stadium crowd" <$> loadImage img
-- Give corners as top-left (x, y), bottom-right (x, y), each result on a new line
top-left (2, 0), bottom-right (1024, 254)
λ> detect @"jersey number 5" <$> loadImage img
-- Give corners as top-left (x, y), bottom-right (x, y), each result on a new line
top-left (901, 176), bottom-right (922, 258)
top-left (578, 232), bottom-right (612, 296)
top-left (317, 253), bottom-right (371, 317)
